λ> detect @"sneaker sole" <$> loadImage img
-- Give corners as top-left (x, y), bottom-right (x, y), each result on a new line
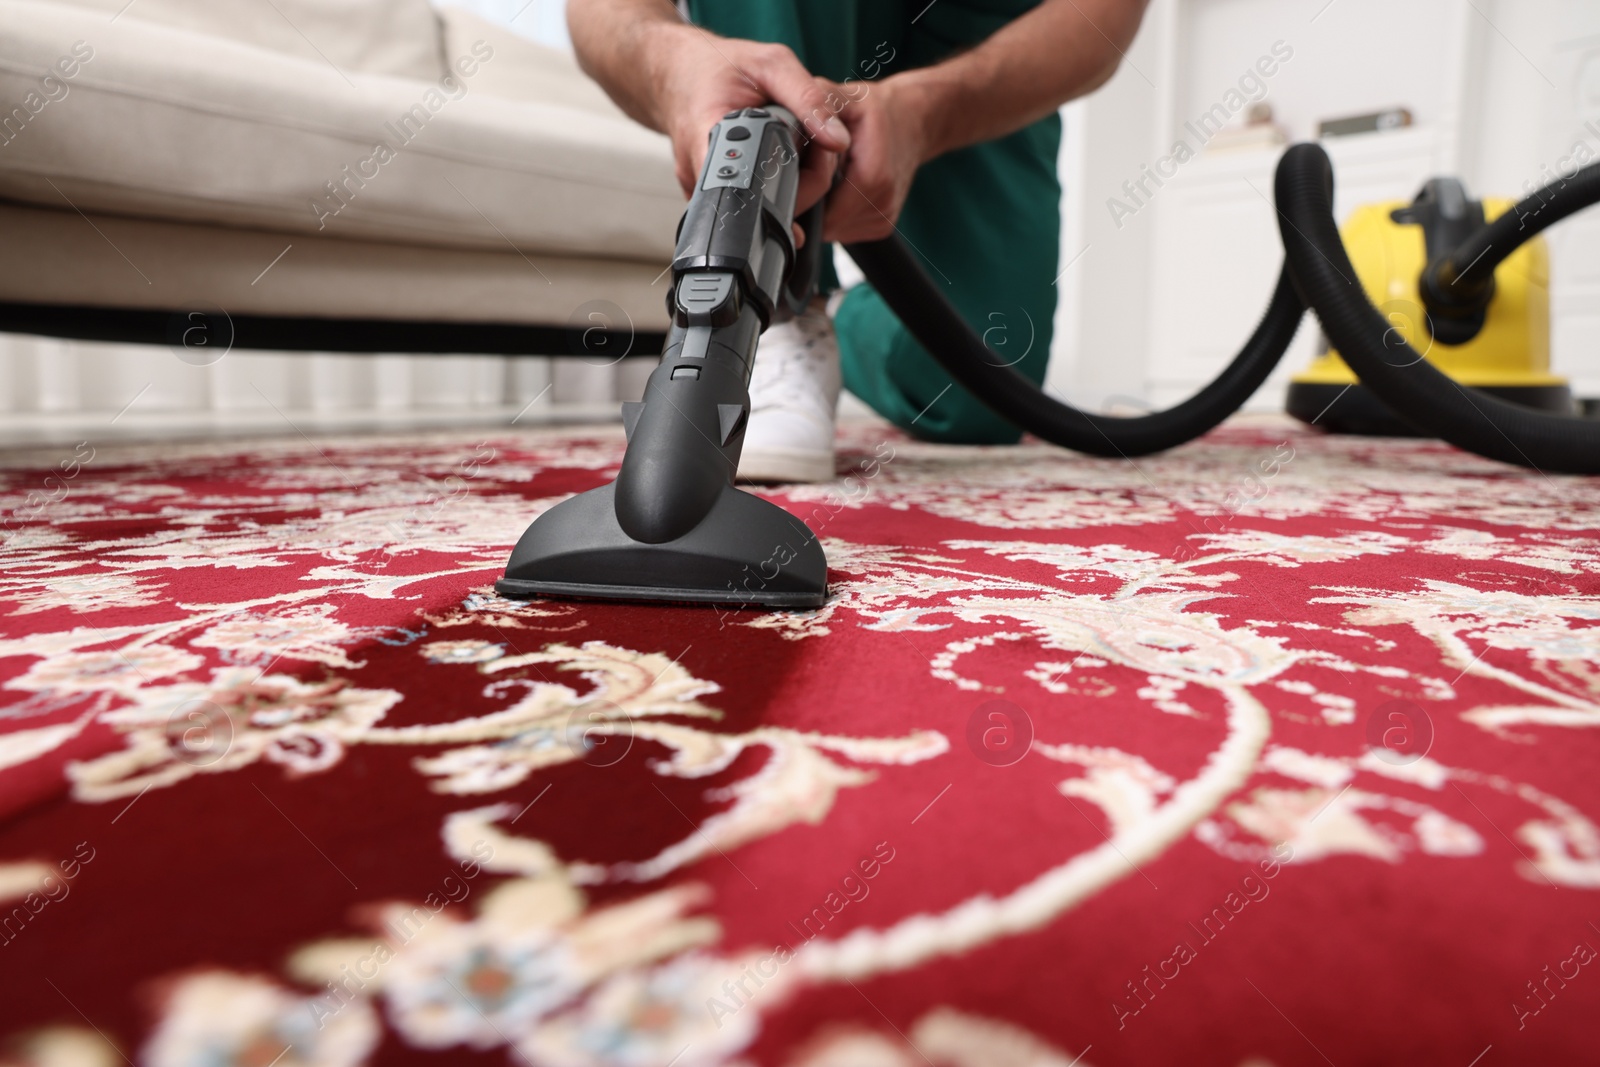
top-left (737, 446), bottom-right (836, 484)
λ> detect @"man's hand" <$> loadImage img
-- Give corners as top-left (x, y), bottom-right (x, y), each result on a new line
top-left (652, 29), bottom-right (851, 219)
top-left (821, 77), bottom-right (931, 244)
top-left (567, 4), bottom-right (850, 224)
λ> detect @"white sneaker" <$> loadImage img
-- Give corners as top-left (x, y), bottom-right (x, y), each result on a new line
top-left (737, 303), bottom-right (841, 483)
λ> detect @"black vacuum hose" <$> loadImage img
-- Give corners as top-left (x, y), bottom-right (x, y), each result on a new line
top-left (843, 242), bottom-right (1306, 458)
top-left (1428, 157), bottom-right (1600, 302)
top-left (1274, 144), bottom-right (1600, 474)
top-left (845, 143), bottom-right (1600, 473)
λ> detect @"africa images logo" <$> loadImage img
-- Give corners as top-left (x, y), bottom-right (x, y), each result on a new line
top-left (1106, 40), bottom-right (1293, 229)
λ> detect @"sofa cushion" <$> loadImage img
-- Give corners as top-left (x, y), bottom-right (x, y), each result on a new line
top-left (436, 5), bottom-right (617, 113)
top-left (55, 0), bottom-right (445, 81)
top-left (0, 0), bottom-right (681, 262)
top-left (0, 200), bottom-right (671, 327)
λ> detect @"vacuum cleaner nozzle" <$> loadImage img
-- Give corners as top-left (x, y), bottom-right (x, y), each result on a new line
top-left (496, 105), bottom-right (828, 610)
top-left (496, 481), bottom-right (827, 608)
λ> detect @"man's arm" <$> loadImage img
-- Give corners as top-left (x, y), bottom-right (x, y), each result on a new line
top-left (828, 0), bottom-right (1149, 241)
top-left (888, 0), bottom-right (1150, 163)
top-left (567, 0), bottom-right (1149, 243)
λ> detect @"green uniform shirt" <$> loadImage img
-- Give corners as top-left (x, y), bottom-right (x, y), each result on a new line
top-left (687, 0), bottom-right (1061, 444)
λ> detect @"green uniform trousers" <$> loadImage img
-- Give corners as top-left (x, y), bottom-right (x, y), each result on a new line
top-left (686, 0), bottom-right (1059, 444)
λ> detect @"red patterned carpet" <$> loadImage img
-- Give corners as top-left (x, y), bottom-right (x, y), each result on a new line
top-left (2, 416), bottom-right (1599, 1067)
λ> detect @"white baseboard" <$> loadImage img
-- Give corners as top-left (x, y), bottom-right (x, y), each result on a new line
top-left (0, 402), bottom-right (623, 449)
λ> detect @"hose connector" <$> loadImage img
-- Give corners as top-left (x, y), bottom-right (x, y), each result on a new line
top-left (1419, 253), bottom-right (1496, 345)
top-left (1402, 178), bottom-right (1495, 346)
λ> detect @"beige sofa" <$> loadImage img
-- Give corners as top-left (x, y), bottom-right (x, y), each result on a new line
top-left (0, 0), bottom-right (681, 353)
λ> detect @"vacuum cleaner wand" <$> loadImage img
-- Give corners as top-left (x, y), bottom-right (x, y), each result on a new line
top-left (497, 106), bottom-right (829, 607)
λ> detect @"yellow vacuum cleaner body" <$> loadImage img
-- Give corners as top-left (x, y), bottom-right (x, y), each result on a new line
top-left (1287, 182), bottom-right (1572, 434)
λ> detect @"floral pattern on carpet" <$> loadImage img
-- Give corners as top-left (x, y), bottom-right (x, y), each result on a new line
top-left (1, 416), bottom-right (1599, 1067)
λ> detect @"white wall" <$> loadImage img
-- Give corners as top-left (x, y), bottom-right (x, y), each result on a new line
top-left (445, 0), bottom-right (570, 49)
top-left (1045, 0), bottom-right (1178, 410)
